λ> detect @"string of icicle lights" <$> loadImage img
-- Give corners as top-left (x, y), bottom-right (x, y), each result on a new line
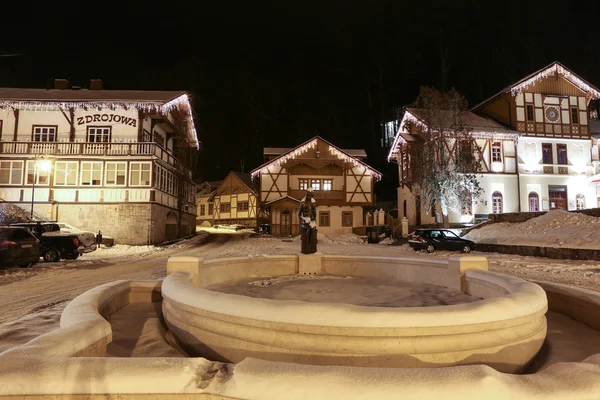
top-left (0, 94), bottom-right (198, 149)
top-left (251, 138), bottom-right (382, 181)
top-left (510, 63), bottom-right (600, 99)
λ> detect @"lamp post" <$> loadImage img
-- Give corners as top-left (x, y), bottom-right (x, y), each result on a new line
top-left (30, 155), bottom-right (52, 220)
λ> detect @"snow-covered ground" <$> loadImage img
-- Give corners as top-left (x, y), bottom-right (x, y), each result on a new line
top-left (464, 210), bottom-right (600, 249)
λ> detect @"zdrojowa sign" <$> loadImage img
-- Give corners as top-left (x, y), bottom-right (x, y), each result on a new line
top-left (76, 114), bottom-right (137, 127)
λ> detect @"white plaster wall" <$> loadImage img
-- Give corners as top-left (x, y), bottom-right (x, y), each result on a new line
top-left (316, 205), bottom-right (363, 234)
top-left (16, 110), bottom-right (70, 141)
top-left (74, 108), bottom-right (139, 142)
top-left (471, 174), bottom-right (520, 216)
top-left (519, 174), bottom-right (597, 211)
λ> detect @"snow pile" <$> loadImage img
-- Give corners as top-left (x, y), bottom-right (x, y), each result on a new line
top-left (464, 210), bottom-right (600, 249)
top-left (89, 244), bottom-right (164, 258)
top-left (290, 233), bottom-right (363, 245)
top-left (0, 202), bottom-right (30, 225)
top-left (378, 237), bottom-right (395, 245)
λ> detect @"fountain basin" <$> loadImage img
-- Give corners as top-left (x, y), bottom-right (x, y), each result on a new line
top-left (162, 254), bottom-right (547, 373)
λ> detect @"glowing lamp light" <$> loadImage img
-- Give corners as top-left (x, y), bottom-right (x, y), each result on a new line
top-left (36, 160), bottom-right (52, 172)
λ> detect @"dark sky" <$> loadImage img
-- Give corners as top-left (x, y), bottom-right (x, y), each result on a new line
top-left (3, 0), bottom-right (600, 200)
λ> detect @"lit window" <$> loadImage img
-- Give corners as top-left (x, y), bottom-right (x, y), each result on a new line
top-left (87, 127), bottom-right (111, 143)
top-left (299, 179), bottom-right (309, 190)
top-left (311, 179), bottom-right (321, 191)
top-left (105, 162), bottom-right (127, 186)
top-left (528, 192), bottom-right (539, 212)
top-left (80, 162), bottom-right (102, 186)
top-left (0, 161), bottom-right (23, 185)
top-left (33, 126), bottom-right (56, 142)
top-left (54, 161), bottom-right (78, 186)
top-left (492, 142), bottom-right (502, 163)
top-left (323, 179), bottom-right (333, 191)
top-left (492, 191), bottom-right (503, 214)
top-left (576, 194), bottom-right (585, 210)
top-left (130, 162), bottom-right (151, 186)
top-left (26, 160), bottom-right (50, 185)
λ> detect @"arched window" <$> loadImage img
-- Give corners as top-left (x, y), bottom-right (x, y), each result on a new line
top-left (461, 191), bottom-right (472, 215)
top-left (528, 192), bottom-right (539, 212)
top-left (576, 194), bottom-right (586, 210)
top-left (492, 191), bottom-right (503, 214)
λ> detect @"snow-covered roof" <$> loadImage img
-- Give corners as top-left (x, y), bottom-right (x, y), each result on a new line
top-left (472, 61), bottom-right (600, 112)
top-left (387, 108), bottom-right (519, 162)
top-left (264, 147), bottom-right (367, 158)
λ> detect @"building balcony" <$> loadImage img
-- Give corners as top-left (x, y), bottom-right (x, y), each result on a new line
top-left (0, 141), bottom-right (189, 175)
top-left (288, 189), bottom-right (344, 201)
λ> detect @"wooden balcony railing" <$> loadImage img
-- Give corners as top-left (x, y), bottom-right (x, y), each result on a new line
top-left (0, 141), bottom-right (188, 174)
top-left (288, 189), bottom-right (344, 201)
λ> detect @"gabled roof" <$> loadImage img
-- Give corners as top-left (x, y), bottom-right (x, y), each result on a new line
top-left (251, 136), bottom-right (382, 181)
top-left (472, 61), bottom-right (600, 112)
top-left (264, 195), bottom-right (301, 206)
top-left (264, 147), bottom-right (367, 158)
top-left (209, 171), bottom-right (256, 201)
top-left (387, 108), bottom-right (519, 162)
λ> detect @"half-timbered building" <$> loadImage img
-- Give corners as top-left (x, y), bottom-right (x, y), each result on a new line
top-left (388, 62), bottom-right (600, 225)
top-left (0, 79), bottom-right (199, 244)
top-left (196, 180), bottom-right (221, 227)
top-left (208, 171), bottom-right (263, 229)
top-left (251, 136), bottom-right (382, 235)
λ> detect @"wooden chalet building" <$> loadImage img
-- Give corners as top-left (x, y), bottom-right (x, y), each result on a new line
top-left (208, 171), bottom-right (264, 228)
top-left (388, 62), bottom-right (600, 225)
top-left (0, 79), bottom-right (199, 244)
top-left (251, 136), bottom-right (382, 235)
top-left (196, 180), bottom-right (221, 227)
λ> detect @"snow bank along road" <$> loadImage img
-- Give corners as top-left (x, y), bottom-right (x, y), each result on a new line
top-left (2, 232), bottom-right (600, 328)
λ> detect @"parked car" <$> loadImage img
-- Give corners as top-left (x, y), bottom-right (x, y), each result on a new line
top-left (408, 229), bottom-right (475, 253)
top-left (10, 222), bottom-right (81, 262)
top-left (0, 226), bottom-right (41, 268)
top-left (11, 221), bottom-right (97, 255)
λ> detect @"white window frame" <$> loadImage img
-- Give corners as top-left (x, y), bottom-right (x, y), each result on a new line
top-left (80, 161), bottom-right (103, 186)
top-left (26, 160), bottom-right (50, 186)
top-left (323, 179), bottom-right (333, 191)
top-left (130, 162), bottom-right (152, 187)
top-left (528, 192), bottom-right (539, 212)
top-left (0, 161), bottom-right (24, 185)
top-left (104, 162), bottom-right (127, 186)
top-left (299, 179), bottom-right (309, 190)
top-left (53, 161), bottom-right (79, 186)
top-left (311, 179), bottom-right (321, 191)
top-left (492, 191), bottom-right (503, 214)
top-left (33, 126), bottom-right (57, 142)
top-left (491, 142), bottom-right (502, 163)
top-left (87, 126), bottom-right (111, 143)
top-left (576, 194), bottom-right (585, 210)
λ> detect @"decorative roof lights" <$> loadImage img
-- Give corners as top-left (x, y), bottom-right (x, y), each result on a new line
top-left (251, 139), bottom-right (318, 178)
top-left (329, 146), bottom-right (382, 181)
top-left (510, 63), bottom-right (600, 99)
top-left (0, 94), bottom-right (199, 149)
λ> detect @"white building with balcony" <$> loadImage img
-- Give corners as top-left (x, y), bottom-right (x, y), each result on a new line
top-left (0, 79), bottom-right (199, 244)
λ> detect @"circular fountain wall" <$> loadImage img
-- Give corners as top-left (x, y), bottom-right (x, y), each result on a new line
top-left (162, 254), bottom-right (547, 373)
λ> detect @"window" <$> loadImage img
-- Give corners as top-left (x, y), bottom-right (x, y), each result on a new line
top-left (576, 194), bottom-right (585, 210)
top-left (200, 204), bottom-right (206, 216)
top-left (208, 203), bottom-right (214, 215)
top-left (526, 105), bottom-right (534, 121)
top-left (319, 211), bottom-right (330, 227)
top-left (492, 191), bottom-right (503, 214)
top-left (342, 211), bottom-right (353, 227)
top-left (33, 126), bottom-right (56, 142)
top-left (557, 144), bottom-right (568, 165)
top-left (53, 161), bottom-right (78, 186)
top-left (130, 162), bottom-right (151, 186)
top-left (571, 107), bottom-right (579, 124)
top-left (87, 127), bottom-right (111, 143)
top-left (542, 143), bottom-right (553, 164)
top-left (220, 202), bottom-right (231, 212)
top-left (528, 192), bottom-right (539, 212)
top-left (153, 131), bottom-right (165, 148)
top-left (299, 179), bottom-right (309, 190)
top-left (239, 201), bottom-right (249, 211)
top-left (323, 179), bottom-right (333, 191)
top-left (311, 179), bottom-right (321, 191)
top-left (105, 162), bottom-right (127, 186)
top-left (491, 142), bottom-right (502, 163)
top-left (461, 192), bottom-right (472, 216)
top-left (26, 161), bottom-right (50, 185)
top-left (80, 162), bottom-right (102, 186)
top-left (0, 161), bottom-right (23, 185)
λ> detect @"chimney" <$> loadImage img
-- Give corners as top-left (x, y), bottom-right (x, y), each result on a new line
top-left (90, 79), bottom-right (103, 90)
top-left (54, 79), bottom-right (69, 90)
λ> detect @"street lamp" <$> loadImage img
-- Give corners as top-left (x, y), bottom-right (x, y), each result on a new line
top-left (30, 155), bottom-right (52, 220)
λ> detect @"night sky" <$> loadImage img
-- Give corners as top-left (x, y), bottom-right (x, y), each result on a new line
top-left (3, 0), bottom-right (600, 201)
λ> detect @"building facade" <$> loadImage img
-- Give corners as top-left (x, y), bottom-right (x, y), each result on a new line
top-left (251, 137), bottom-right (382, 235)
top-left (196, 180), bottom-right (221, 227)
top-left (208, 172), bottom-right (264, 228)
top-left (0, 80), bottom-right (199, 244)
top-left (388, 62), bottom-right (600, 226)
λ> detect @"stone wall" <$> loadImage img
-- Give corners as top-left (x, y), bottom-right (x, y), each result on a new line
top-left (489, 208), bottom-right (600, 224)
top-left (475, 243), bottom-right (600, 261)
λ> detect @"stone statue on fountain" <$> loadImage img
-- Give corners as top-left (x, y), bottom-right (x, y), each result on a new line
top-left (298, 188), bottom-right (318, 254)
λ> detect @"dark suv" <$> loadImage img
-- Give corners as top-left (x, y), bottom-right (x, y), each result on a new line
top-left (0, 226), bottom-right (41, 268)
top-left (10, 222), bottom-right (80, 262)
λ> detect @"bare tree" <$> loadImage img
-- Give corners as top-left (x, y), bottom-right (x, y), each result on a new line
top-left (407, 86), bottom-right (483, 227)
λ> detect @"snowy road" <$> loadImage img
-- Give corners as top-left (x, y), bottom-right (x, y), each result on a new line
top-left (1, 232), bottom-right (600, 328)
